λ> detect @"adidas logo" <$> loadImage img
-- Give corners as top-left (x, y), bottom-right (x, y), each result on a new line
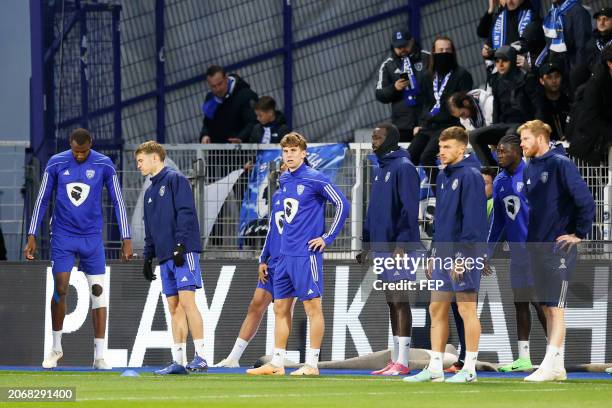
top-left (148, 197), bottom-right (152, 204)
top-left (307, 289), bottom-right (314, 295)
top-left (526, 179), bottom-right (531, 184)
top-left (181, 276), bottom-right (188, 282)
top-left (63, 170), bottom-right (70, 176)
top-left (500, 186), bottom-right (505, 192)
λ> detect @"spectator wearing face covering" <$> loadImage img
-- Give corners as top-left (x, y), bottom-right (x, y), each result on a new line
top-left (469, 46), bottom-right (539, 166)
top-left (408, 36), bottom-right (473, 190)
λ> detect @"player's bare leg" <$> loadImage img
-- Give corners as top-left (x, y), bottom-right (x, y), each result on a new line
top-left (167, 295), bottom-right (188, 365)
top-left (526, 306), bottom-right (566, 381)
top-left (43, 272), bottom-right (70, 368)
top-left (291, 297), bottom-right (323, 376)
top-left (178, 290), bottom-right (209, 372)
top-left (246, 297), bottom-right (293, 375)
top-left (449, 291), bottom-right (480, 382)
top-left (217, 288), bottom-right (272, 367)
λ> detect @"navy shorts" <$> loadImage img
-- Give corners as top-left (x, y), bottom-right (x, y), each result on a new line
top-left (431, 258), bottom-right (482, 293)
top-left (508, 243), bottom-right (534, 289)
top-left (51, 234), bottom-right (105, 275)
top-left (373, 251), bottom-right (418, 282)
top-left (159, 252), bottom-right (203, 297)
top-left (274, 253), bottom-right (323, 301)
top-left (530, 246), bottom-right (576, 308)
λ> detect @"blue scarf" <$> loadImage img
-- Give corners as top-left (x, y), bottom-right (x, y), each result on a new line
top-left (492, 8), bottom-right (533, 50)
top-left (536, 0), bottom-right (579, 66)
top-left (429, 72), bottom-right (451, 117)
top-left (402, 57), bottom-right (419, 106)
top-left (201, 77), bottom-right (236, 120)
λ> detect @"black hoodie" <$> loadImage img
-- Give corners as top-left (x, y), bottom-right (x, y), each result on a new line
top-left (585, 28), bottom-right (612, 72)
top-left (249, 111), bottom-right (290, 143)
top-left (200, 74), bottom-right (258, 143)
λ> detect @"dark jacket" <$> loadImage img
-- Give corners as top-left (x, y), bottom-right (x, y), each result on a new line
top-left (144, 167), bottom-right (202, 262)
top-left (418, 66), bottom-right (473, 129)
top-left (375, 47), bottom-right (430, 131)
top-left (363, 149), bottom-right (420, 251)
top-left (585, 29), bottom-right (612, 72)
top-left (536, 91), bottom-right (571, 141)
top-left (524, 145), bottom-right (595, 242)
top-left (433, 153), bottom-right (488, 246)
top-left (477, 1), bottom-right (541, 48)
top-left (545, 1), bottom-right (592, 75)
top-left (491, 67), bottom-right (539, 124)
top-left (249, 111), bottom-right (290, 143)
top-left (567, 64), bottom-right (612, 164)
top-left (200, 74), bottom-right (258, 143)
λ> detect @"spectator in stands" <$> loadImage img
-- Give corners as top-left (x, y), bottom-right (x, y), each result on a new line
top-left (585, 7), bottom-right (612, 72)
top-left (200, 65), bottom-right (258, 144)
top-left (408, 36), bottom-right (472, 187)
top-left (567, 44), bottom-right (612, 164)
top-left (447, 90), bottom-right (494, 132)
top-left (478, 0), bottom-right (543, 79)
top-left (536, 0), bottom-right (591, 77)
top-left (375, 28), bottom-right (430, 142)
top-left (470, 46), bottom-right (539, 166)
top-left (535, 62), bottom-right (570, 141)
top-left (249, 96), bottom-right (290, 144)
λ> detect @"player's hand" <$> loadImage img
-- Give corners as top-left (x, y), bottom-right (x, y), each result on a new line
top-left (413, 127), bottom-right (421, 136)
top-left (24, 235), bottom-right (37, 260)
top-left (258, 263), bottom-right (269, 284)
top-left (121, 239), bottom-right (134, 262)
top-left (143, 258), bottom-right (155, 281)
top-left (173, 243), bottom-right (186, 267)
top-left (227, 137), bottom-right (242, 144)
top-left (426, 258), bottom-right (434, 279)
top-left (308, 237), bottom-right (326, 252)
top-left (482, 257), bottom-right (495, 277)
top-left (556, 234), bottom-right (581, 252)
top-left (394, 79), bottom-right (409, 91)
top-left (356, 251), bottom-right (368, 264)
top-left (451, 263), bottom-right (464, 282)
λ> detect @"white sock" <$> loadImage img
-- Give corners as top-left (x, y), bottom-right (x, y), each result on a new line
top-left (429, 351), bottom-right (444, 373)
top-left (392, 336), bottom-right (399, 362)
top-left (52, 330), bottom-right (62, 353)
top-left (518, 340), bottom-right (530, 360)
top-left (555, 346), bottom-right (565, 371)
top-left (540, 345), bottom-right (560, 371)
top-left (464, 351), bottom-right (478, 373)
top-left (172, 343), bottom-right (186, 366)
top-left (306, 348), bottom-right (320, 368)
top-left (94, 338), bottom-right (105, 360)
top-left (271, 348), bottom-right (286, 367)
top-left (397, 337), bottom-right (411, 367)
top-left (193, 339), bottom-right (206, 358)
top-left (228, 338), bottom-right (249, 362)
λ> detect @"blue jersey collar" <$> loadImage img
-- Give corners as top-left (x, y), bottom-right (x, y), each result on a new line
top-left (150, 166), bottom-right (169, 184)
top-left (289, 162), bottom-right (308, 176)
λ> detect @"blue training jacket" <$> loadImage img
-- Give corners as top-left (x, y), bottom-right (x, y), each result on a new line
top-left (279, 162), bottom-right (349, 256)
top-left (29, 149), bottom-right (130, 239)
top-left (523, 145), bottom-right (595, 242)
top-left (259, 189), bottom-right (284, 268)
top-left (433, 153), bottom-right (488, 251)
top-left (488, 160), bottom-right (529, 244)
top-left (143, 167), bottom-right (202, 262)
top-left (363, 149), bottom-right (421, 250)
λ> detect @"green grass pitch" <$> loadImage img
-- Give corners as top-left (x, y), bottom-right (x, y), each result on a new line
top-left (1, 371), bottom-right (611, 407)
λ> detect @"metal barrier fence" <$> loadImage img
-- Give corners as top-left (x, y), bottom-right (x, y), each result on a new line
top-left (104, 143), bottom-right (612, 260)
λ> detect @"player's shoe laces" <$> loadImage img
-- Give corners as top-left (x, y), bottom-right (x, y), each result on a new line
top-left (290, 365), bottom-right (320, 376)
top-left (214, 358), bottom-right (240, 368)
top-left (92, 359), bottom-right (112, 370)
top-left (446, 369), bottom-right (477, 383)
top-left (402, 367), bottom-right (444, 383)
top-left (381, 363), bottom-right (410, 376)
top-left (42, 350), bottom-right (63, 369)
top-left (186, 355), bottom-right (209, 372)
top-left (371, 361), bottom-right (394, 375)
top-left (524, 367), bottom-right (560, 382)
top-left (499, 357), bottom-right (533, 372)
top-left (246, 363), bottom-right (285, 376)
top-left (154, 362), bottom-right (188, 375)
